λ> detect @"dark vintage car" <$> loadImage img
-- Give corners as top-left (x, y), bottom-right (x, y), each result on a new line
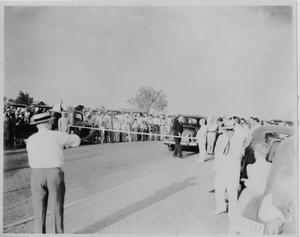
top-left (234, 126), bottom-right (296, 234)
top-left (67, 109), bottom-right (101, 144)
top-left (163, 115), bottom-right (207, 151)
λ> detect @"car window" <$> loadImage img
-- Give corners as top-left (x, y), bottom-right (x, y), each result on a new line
top-left (183, 118), bottom-right (198, 125)
top-left (74, 113), bottom-right (83, 121)
top-left (265, 132), bottom-right (290, 143)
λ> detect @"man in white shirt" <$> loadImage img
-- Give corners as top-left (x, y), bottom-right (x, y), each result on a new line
top-left (97, 113), bottom-right (105, 144)
top-left (221, 119), bottom-right (249, 219)
top-left (214, 118), bottom-right (251, 231)
top-left (124, 114), bottom-right (132, 142)
top-left (58, 112), bottom-right (69, 133)
top-left (195, 119), bottom-right (208, 162)
top-left (52, 99), bottom-right (64, 130)
top-left (136, 113), bottom-right (143, 141)
top-left (112, 116), bottom-right (120, 142)
top-left (26, 112), bottom-right (80, 233)
top-left (152, 115), bottom-right (161, 141)
top-left (213, 120), bottom-right (235, 214)
top-left (207, 116), bottom-right (218, 155)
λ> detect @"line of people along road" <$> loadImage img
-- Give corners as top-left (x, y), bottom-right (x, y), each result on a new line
top-left (4, 105), bottom-right (174, 149)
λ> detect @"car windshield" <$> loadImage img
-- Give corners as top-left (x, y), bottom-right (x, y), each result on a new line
top-left (183, 117), bottom-right (198, 125)
top-left (74, 113), bottom-right (83, 121)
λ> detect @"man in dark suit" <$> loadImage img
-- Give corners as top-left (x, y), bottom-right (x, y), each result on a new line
top-left (173, 115), bottom-right (183, 158)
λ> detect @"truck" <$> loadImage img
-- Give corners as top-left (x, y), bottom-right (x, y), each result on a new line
top-left (67, 109), bottom-right (101, 144)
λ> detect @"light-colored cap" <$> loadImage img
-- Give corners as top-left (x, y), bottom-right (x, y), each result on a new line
top-left (30, 112), bottom-right (52, 125)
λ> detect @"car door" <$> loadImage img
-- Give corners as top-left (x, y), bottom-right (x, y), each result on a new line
top-left (71, 111), bottom-right (84, 136)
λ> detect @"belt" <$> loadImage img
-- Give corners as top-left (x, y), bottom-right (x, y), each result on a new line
top-left (208, 131), bottom-right (216, 133)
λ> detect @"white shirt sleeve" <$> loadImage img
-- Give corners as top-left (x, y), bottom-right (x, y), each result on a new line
top-left (56, 132), bottom-right (81, 148)
top-left (195, 130), bottom-right (200, 139)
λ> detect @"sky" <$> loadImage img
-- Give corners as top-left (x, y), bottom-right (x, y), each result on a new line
top-left (4, 6), bottom-right (296, 120)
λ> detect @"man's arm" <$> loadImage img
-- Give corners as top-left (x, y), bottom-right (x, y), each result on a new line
top-left (58, 118), bottom-right (61, 131)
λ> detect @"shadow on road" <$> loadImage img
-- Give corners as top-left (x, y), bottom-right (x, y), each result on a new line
top-left (75, 177), bottom-right (197, 233)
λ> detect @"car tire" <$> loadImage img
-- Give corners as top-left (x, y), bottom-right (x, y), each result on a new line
top-left (91, 132), bottom-right (100, 144)
top-left (168, 145), bottom-right (174, 151)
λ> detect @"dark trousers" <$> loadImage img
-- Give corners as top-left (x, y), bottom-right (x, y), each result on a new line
top-left (121, 132), bottom-right (127, 142)
top-left (104, 130), bottom-right (111, 143)
top-left (31, 168), bottom-right (65, 233)
top-left (174, 138), bottom-right (182, 157)
top-left (153, 125), bottom-right (160, 141)
top-left (110, 131), bottom-right (115, 143)
top-left (114, 131), bottom-right (120, 142)
top-left (137, 129), bottom-right (142, 141)
top-left (52, 112), bottom-right (61, 130)
top-left (142, 129), bottom-right (148, 141)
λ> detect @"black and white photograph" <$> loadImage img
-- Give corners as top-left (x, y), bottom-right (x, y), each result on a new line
top-left (1, 0), bottom-right (298, 235)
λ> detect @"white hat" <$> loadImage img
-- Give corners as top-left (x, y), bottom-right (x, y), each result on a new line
top-left (30, 112), bottom-right (52, 125)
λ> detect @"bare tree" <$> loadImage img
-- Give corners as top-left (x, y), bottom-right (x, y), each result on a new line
top-left (127, 87), bottom-right (168, 113)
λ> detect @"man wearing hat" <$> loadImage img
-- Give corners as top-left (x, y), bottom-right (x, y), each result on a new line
top-left (207, 116), bottom-right (218, 155)
top-left (26, 112), bottom-right (80, 233)
top-left (52, 99), bottom-right (64, 130)
top-left (172, 114), bottom-right (184, 158)
top-left (213, 119), bottom-right (235, 214)
top-left (58, 112), bottom-right (70, 133)
top-left (195, 118), bottom-right (208, 162)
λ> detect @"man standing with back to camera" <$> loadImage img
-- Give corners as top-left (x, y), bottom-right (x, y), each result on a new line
top-left (173, 114), bottom-right (183, 158)
top-left (26, 112), bottom-right (80, 233)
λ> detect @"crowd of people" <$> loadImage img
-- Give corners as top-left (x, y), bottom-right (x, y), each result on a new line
top-left (3, 100), bottom-right (291, 151)
top-left (79, 110), bottom-right (173, 143)
top-left (3, 103), bottom-right (175, 149)
top-left (3, 105), bottom-right (50, 149)
top-left (185, 115), bottom-right (287, 233)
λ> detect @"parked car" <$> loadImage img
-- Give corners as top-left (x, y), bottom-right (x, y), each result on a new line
top-left (67, 109), bottom-right (101, 144)
top-left (163, 115), bottom-right (207, 151)
top-left (239, 125), bottom-right (295, 191)
top-left (233, 125), bottom-right (296, 234)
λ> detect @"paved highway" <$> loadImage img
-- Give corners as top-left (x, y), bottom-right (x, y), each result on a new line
top-left (3, 141), bottom-right (228, 234)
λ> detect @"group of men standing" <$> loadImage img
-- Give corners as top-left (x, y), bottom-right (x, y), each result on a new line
top-left (86, 111), bottom-right (173, 143)
top-left (192, 116), bottom-right (255, 231)
top-left (172, 114), bottom-right (257, 231)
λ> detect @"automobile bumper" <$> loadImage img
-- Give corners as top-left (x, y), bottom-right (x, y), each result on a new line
top-left (163, 140), bottom-right (198, 147)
